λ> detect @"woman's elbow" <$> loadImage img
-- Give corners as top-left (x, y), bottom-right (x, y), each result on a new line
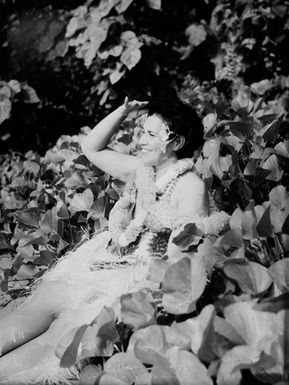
top-left (81, 139), bottom-right (95, 157)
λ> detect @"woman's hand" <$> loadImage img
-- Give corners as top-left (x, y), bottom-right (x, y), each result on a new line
top-left (121, 97), bottom-right (149, 118)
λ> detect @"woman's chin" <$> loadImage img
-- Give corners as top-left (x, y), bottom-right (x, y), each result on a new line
top-left (139, 153), bottom-right (156, 165)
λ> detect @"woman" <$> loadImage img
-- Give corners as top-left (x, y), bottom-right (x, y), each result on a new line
top-left (0, 96), bottom-right (210, 384)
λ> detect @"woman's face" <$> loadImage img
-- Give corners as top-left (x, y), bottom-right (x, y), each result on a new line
top-left (137, 114), bottom-right (177, 166)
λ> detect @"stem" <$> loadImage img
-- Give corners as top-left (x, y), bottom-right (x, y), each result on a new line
top-left (274, 234), bottom-right (285, 260)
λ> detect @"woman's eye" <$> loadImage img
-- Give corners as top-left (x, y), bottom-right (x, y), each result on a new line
top-left (141, 129), bottom-right (156, 137)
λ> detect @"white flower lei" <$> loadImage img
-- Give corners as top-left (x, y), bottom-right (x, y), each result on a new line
top-left (116, 159), bottom-right (195, 247)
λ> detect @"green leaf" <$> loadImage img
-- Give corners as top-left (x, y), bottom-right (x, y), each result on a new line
top-left (104, 352), bottom-right (147, 384)
top-left (147, 256), bottom-right (169, 283)
top-left (45, 149), bottom-right (66, 164)
top-left (146, 0), bottom-right (161, 10)
top-left (241, 203), bottom-right (259, 240)
top-left (186, 24), bottom-right (207, 47)
top-left (170, 304), bottom-right (216, 362)
top-left (40, 208), bottom-right (58, 234)
top-left (224, 261), bottom-right (272, 294)
top-left (262, 114), bottom-right (284, 144)
top-left (256, 205), bottom-right (274, 237)
top-left (34, 250), bottom-right (57, 267)
top-left (253, 293), bottom-right (289, 313)
top-left (60, 324), bottom-right (88, 368)
top-left (0, 233), bottom-right (12, 251)
top-left (0, 84), bottom-right (12, 99)
top-left (162, 255), bottom-right (207, 314)
top-left (16, 263), bottom-right (40, 279)
top-left (21, 85), bottom-right (41, 104)
top-left (172, 223), bottom-right (199, 249)
top-left (120, 45), bottom-right (142, 71)
top-left (250, 79), bottom-right (273, 95)
top-left (69, 189), bottom-right (94, 212)
top-left (59, 307), bottom-right (118, 367)
top-left (115, 0), bottom-right (134, 14)
top-left (274, 139), bottom-right (289, 158)
top-left (57, 203), bottom-right (70, 219)
top-left (79, 364), bottom-right (102, 385)
top-left (224, 301), bottom-right (283, 346)
top-left (217, 345), bottom-right (261, 385)
top-left (16, 208), bottom-right (41, 228)
top-left (0, 254), bottom-right (13, 271)
top-left (282, 214), bottom-right (289, 235)
top-left (99, 374), bottom-right (128, 385)
top-left (269, 259), bottom-right (289, 292)
top-left (88, 196), bottom-right (108, 220)
top-left (221, 121), bottom-right (252, 140)
top-left (128, 324), bottom-right (170, 365)
top-left (210, 155), bottom-right (232, 180)
top-left (166, 347), bottom-right (213, 385)
top-left (269, 186), bottom-right (289, 233)
top-left (79, 306), bottom-right (119, 359)
top-left (214, 316), bottom-right (245, 345)
top-left (74, 154), bottom-right (91, 169)
top-left (23, 160), bottom-right (40, 176)
top-left (120, 290), bottom-right (156, 330)
top-left (262, 154), bottom-right (283, 181)
top-left (0, 99), bottom-right (11, 125)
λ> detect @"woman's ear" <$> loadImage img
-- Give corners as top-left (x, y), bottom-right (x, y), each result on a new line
top-left (173, 135), bottom-right (185, 151)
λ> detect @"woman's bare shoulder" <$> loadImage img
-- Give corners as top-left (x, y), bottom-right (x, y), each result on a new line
top-left (174, 170), bottom-right (206, 193)
top-left (172, 170), bottom-right (209, 217)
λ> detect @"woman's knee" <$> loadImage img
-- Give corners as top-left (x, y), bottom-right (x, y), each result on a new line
top-left (33, 280), bottom-right (72, 315)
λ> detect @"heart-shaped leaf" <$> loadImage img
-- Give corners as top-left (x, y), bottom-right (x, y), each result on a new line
top-left (269, 259), bottom-right (289, 292)
top-left (224, 261), bottom-right (272, 294)
top-left (120, 290), bottom-right (156, 330)
top-left (186, 24), bottom-right (207, 47)
top-left (253, 293), bottom-right (289, 313)
top-left (128, 324), bottom-right (170, 365)
top-left (79, 364), bottom-right (102, 385)
top-left (104, 352), bottom-right (147, 384)
top-left (269, 186), bottom-right (289, 233)
top-left (69, 189), bottom-right (94, 212)
top-left (172, 223), bottom-right (200, 249)
top-left (16, 208), bottom-right (41, 228)
top-left (274, 139), bottom-right (289, 158)
top-left (162, 255), bottom-right (207, 314)
top-left (170, 304), bottom-right (216, 362)
top-left (262, 154), bottom-right (283, 181)
top-left (166, 347), bottom-right (213, 385)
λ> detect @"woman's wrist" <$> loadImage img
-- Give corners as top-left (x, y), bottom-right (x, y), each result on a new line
top-left (116, 104), bottom-right (129, 120)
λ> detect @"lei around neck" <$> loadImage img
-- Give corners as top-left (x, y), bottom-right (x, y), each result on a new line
top-left (115, 158), bottom-right (195, 247)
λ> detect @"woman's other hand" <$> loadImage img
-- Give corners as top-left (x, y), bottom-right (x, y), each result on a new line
top-left (121, 97), bottom-right (149, 118)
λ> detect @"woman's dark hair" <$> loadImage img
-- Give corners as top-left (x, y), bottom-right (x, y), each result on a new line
top-left (146, 97), bottom-right (204, 158)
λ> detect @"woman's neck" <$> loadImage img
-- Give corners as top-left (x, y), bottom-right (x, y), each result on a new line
top-left (155, 155), bottom-right (178, 179)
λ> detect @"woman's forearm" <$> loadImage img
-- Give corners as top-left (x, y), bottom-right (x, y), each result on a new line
top-left (81, 105), bottom-right (127, 153)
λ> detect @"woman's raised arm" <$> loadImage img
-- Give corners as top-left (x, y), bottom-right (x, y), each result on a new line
top-left (81, 98), bottom-right (147, 182)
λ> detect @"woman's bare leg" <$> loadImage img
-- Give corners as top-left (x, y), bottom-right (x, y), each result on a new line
top-left (0, 280), bottom-right (72, 355)
top-left (0, 300), bottom-right (105, 383)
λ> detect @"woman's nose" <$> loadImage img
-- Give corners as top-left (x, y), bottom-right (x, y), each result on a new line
top-left (139, 132), bottom-right (148, 145)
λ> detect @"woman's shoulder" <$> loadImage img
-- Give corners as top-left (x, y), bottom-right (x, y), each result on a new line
top-left (174, 169), bottom-right (206, 193)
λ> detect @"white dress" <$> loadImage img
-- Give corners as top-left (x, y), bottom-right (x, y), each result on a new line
top-left (0, 159), bottom-right (218, 385)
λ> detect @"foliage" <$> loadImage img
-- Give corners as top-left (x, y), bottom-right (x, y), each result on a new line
top-left (2, 0), bottom-right (289, 152)
top-left (209, 0), bottom-right (289, 82)
top-left (1, 0), bottom-right (289, 383)
top-left (1, 76), bottom-right (289, 384)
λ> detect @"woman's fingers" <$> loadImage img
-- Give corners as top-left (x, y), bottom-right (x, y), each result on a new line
top-left (123, 98), bottom-right (148, 110)
top-left (124, 96), bottom-right (129, 107)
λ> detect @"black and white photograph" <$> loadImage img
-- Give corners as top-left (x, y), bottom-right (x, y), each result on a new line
top-left (0, 0), bottom-right (289, 384)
